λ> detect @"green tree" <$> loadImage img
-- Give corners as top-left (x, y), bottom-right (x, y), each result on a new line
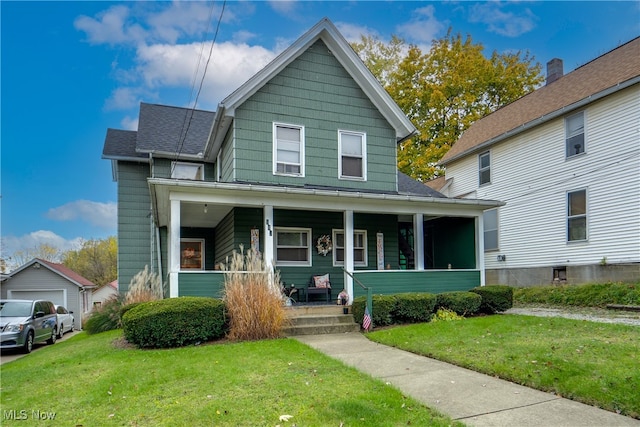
top-left (62, 236), bottom-right (117, 286)
top-left (353, 29), bottom-right (543, 181)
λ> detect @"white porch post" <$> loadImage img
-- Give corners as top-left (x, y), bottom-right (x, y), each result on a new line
top-left (344, 210), bottom-right (354, 303)
top-left (476, 214), bottom-right (486, 286)
top-left (263, 205), bottom-right (274, 270)
top-left (414, 213), bottom-right (425, 270)
top-left (169, 198), bottom-right (181, 297)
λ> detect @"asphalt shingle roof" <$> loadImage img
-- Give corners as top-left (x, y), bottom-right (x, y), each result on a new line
top-left (102, 129), bottom-right (143, 159)
top-left (440, 37), bottom-right (640, 164)
top-left (136, 103), bottom-right (215, 157)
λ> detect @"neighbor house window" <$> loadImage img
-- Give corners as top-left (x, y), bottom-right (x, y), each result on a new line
top-left (171, 162), bottom-right (204, 180)
top-left (483, 209), bottom-right (499, 251)
top-left (479, 151), bottom-right (491, 185)
top-left (333, 229), bottom-right (367, 266)
top-left (567, 189), bottom-right (587, 242)
top-left (566, 111), bottom-right (585, 158)
top-left (339, 130), bottom-right (366, 180)
top-left (275, 228), bottom-right (311, 266)
top-left (274, 123), bottom-right (304, 176)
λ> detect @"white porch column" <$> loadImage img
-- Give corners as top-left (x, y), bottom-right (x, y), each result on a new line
top-left (263, 205), bottom-right (274, 270)
top-left (169, 199), bottom-right (181, 297)
top-left (343, 210), bottom-right (354, 303)
top-left (414, 213), bottom-right (425, 270)
top-left (476, 214), bottom-right (486, 286)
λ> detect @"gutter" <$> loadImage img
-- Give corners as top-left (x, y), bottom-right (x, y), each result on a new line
top-left (441, 77), bottom-right (640, 166)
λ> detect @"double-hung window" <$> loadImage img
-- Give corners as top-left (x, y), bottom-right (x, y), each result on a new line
top-left (333, 229), bottom-right (367, 266)
top-left (483, 209), bottom-right (498, 251)
top-left (567, 189), bottom-right (587, 242)
top-left (339, 130), bottom-right (366, 180)
top-left (274, 227), bottom-right (311, 266)
top-left (566, 111), bottom-right (585, 158)
top-left (479, 151), bottom-right (490, 185)
top-left (274, 123), bottom-right (304, 176)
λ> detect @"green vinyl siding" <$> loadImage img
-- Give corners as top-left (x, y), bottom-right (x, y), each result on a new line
top-left (178, 272), bottom-right (225, 298)
top-left (117, 162), bottom-right (152, 293)
top-left (219, 126), bottom-right (234, 182)
top-left (352, 270), bottom-right (481, 297)
top-left (214, 207), bottom-right (264, 266)
top-left (233, 39), bottom-right (397, 192)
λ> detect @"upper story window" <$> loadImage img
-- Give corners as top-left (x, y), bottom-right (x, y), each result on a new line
top-left (171, 162), bottom-right (204, 180)
top-left (566, 111), bottom-right (585, 158)
top-left (274, 227), bottom-right (311, 266)
top-left (332, 229), bottom-right (367, 266)
top-left (274, 123), bottom-right (304, 176)
top-left (483, 208), bottom-right (498, 251)
top-left (339, 130), bottom-right (367, 180)
top-left (478, 151), bottom-right (491, 186)
top-left (567, 189), bottom-right (587, 242)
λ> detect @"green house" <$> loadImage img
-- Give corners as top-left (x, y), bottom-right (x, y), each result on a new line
top-left (102, 19), bottom-right (502, 302)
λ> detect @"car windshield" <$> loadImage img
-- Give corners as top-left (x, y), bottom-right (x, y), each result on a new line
top-left (0, 301), bottom-right (32, 317)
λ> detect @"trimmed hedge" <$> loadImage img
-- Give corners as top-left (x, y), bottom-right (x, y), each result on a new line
top-left (393, 293), bottom-right (437, 323)
top-left (470, 285), bottom-right (514, 313)
top-left (435, 291), bottom-right (482, 316)
top-left (122, 297), bottom-right (227, 348)
top-left (513, 282), bottom-right (640, 308)
top-left (352, 295), bottom-right (396, 327)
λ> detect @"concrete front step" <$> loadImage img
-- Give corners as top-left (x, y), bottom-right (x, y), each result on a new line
top-left (283, 305), bottom-right (360, 336)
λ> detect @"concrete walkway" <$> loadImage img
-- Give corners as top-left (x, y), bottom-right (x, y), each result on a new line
top-left (295, 332), bottom-right (640, 427)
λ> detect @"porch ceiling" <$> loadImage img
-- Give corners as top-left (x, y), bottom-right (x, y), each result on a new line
top-left (181, 202), bottom-right (232, 228)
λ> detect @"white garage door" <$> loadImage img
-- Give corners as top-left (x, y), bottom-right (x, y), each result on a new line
top-left (8, 290), bottom-right (65, 307)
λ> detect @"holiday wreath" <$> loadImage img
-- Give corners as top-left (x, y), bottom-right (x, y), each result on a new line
top-left (316, 235), bottom-right (332, 256)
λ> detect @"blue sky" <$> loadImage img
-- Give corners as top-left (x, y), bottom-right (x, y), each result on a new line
top-left (2, 1), bottom-right (638, 266)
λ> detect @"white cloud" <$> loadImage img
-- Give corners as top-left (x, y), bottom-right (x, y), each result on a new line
top-left (268, 1), bottom-right (299, 16)
top-left (335, 22), bottom-right (380, 43)
top-left (396, 5), bottom-right (446, 44)
top-left (469, 3), bottom-right (537, 37)
top-left (46, 200), bottom-right (117, 229)
top-left (1, 231), bottom-right (84, 268)
top-left (120, 116), bottom-right (139, 131)
top-left (105, 87), bottom-right (144, 111)
top-left (74, 5), bottom-right (147, 46)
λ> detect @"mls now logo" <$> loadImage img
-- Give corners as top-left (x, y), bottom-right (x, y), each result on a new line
top-left (3, 409), bottom-right (56, 421)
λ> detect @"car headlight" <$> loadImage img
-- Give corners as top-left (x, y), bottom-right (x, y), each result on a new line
top-left (5, 323), bottom-right (24, 332)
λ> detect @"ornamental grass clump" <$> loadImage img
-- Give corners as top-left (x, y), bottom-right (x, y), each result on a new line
top-left (222, 246), bottom-right (288, 341)
top-left (124, 265), bottom-right (164, 305)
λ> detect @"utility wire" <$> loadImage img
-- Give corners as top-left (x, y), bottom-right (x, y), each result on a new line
top-left (171, 0), bottom-right (227, 175)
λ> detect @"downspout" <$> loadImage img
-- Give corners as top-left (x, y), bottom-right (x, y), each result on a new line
top-left (149, 153), bottom-right (156, 273)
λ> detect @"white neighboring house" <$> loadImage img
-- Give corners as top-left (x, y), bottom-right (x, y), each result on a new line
top-left (92, 280), bottom-right (118, 309)
top-left (435, 37), bottom-right (640, 286)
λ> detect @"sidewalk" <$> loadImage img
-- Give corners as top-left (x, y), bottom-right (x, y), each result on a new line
top-left (295, 332), bottom-right (640, 427)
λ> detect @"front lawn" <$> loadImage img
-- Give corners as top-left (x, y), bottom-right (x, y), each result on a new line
top-left (367, 314), bottom-right (640, 418)
top-left (0, 330), bottom-right (459, 426)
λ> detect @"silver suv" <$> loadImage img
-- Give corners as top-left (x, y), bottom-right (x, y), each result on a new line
top-left (0, 299), bottom-right (58, 353)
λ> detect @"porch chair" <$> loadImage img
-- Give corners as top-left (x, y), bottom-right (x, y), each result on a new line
top-left (306, 274), bottom-right (331, 303)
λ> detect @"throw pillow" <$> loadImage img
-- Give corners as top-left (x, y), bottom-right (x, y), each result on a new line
top-left (313, 274), bottom-right (330, 288)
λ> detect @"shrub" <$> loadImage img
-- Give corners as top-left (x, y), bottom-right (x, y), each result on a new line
top-left (125, 265), bottom-right (164, 305)
top-left (84, 295), bottom-right (124, 334)
top-left (122, 297), bottom-right (227, 348)
top-left (352, 295), bottom-right (396, 328)
top-left (431, 308), bottom-right (464, 322)
top-left (221, 246), bottom-right (288, 341)
top-left (393, 293), bottom-right (437, 323)
top-left (470, 285), bottom-right (514, 313)
top-left (436, 291), bottom-right (481, 316)
top-left (513, 282), bottom-right (640, 307)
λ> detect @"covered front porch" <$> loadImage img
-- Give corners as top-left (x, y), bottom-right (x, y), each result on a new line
top-left (148, 178), bottom-right (501, 303)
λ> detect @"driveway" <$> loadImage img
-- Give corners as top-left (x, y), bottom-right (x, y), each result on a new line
top-left (0, 330), bottom-right (81, 365)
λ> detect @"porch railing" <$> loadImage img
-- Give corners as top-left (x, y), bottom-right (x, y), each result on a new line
top-left (343, 269), bottom-right (372, 327)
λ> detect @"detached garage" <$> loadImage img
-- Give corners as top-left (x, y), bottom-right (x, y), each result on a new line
top-left (1, 258), bottom-right (96, 328)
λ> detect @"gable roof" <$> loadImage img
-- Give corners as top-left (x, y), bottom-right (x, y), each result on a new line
top-left (9, 258), bottom-right (96, 289)
top-left (204, 18), bottom-right (417, 161)
top-left (440, 37), bottom-right (640, 165)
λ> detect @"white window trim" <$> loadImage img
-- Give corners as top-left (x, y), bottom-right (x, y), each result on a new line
top-left (483, 208), bottom-right (499, 252)
top-left (171, 162), bottom-right (204, 181)
top-left (274, 227), bottom-right (312, 266)
top-left (565, 111), bottom-right (587, 159)
top-left (567, 189), bottom-right (588, 243)
top-left (338, 130), bottom-right (367, 181)
top-left (273, 122), bottom-right (305, 177)
top-left (478, 151), bottom-right (491, 186)
top-left (332, 229), bottom-right (368, 267)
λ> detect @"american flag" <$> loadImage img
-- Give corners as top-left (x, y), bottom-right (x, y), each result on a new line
top-left (362, 304), bottom-right (372, 331)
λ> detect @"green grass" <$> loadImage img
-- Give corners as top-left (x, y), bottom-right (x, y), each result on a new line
top-left (0, 331), bottom-right (460, 426)
top-left (367, 315), bottom-right (640, 418)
